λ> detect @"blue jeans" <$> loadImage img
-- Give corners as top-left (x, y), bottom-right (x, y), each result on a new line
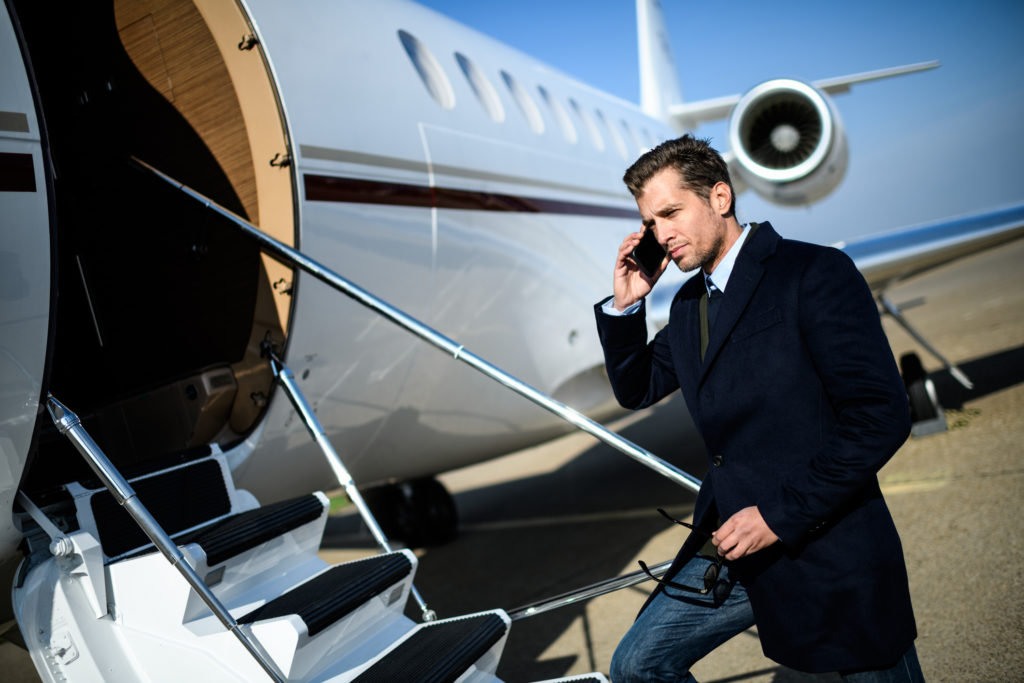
top-left (841, 646), bottom-right (925, 683)
top-left (610, 555), bottom-right (925, 682)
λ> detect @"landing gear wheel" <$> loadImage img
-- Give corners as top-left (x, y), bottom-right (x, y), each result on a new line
top-left (361, 478), bottom-right (458, 548)
top-left (900, 352), bottom-right (939, 423)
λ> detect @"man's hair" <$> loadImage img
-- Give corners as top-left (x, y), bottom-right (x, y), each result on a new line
top-left (623, 134), bottom-right (736, 216)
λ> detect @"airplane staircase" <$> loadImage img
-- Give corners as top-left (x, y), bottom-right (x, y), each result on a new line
top-left (8, 160), bottom-right (701, 681)
top-left (11, 393), bottom-right (609, 682)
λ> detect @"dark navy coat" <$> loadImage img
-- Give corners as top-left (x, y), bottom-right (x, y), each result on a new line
top-left (594, 223), bottom-right (916, 672)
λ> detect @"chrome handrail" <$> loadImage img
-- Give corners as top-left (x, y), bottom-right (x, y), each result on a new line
top-left (507, 559), bottom-right (672, 621)
top-left (46, 396), bottom-right (286, 683)
top-left (132, 157), bottom-right (702, 495)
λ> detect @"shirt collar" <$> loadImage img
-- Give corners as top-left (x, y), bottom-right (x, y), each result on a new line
top-left (705, 223), bottom-right (748, 295)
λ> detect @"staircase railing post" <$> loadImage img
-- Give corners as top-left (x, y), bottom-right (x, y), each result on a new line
top-left (265, 349), bottom-right (437, 622)
top-left (45, 395), bottom-right (288, 683)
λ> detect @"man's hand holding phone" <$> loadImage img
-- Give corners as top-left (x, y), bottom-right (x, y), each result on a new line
top-left (613, 228), bottom-right (668, 311)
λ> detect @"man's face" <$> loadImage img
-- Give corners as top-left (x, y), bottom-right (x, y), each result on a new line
top-left (635, 167), bottom-right (730, 273)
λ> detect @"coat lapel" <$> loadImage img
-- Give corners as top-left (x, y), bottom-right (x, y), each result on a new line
top-left (698, 223), bottom-right (780, 383)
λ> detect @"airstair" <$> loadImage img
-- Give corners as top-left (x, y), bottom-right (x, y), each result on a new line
top-left (14, 392), bottom-right (609, 682)
top-left (11, 160), bottom-right (701, 681)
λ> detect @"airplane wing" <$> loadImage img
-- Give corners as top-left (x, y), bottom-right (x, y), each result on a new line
top-left (667, 61), bottom-right (940, 131)
top-left (840, 201), bottom-right (1024, 390)
top-left (837, 202), bottom-right (1024, 292)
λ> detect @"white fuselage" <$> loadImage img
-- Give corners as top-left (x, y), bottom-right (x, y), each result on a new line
top-left (228, 0), bottom-right (681, 499)
top-left (0, 0), bottom-right (689, 575)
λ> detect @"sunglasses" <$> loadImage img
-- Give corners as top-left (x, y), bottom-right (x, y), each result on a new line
top-left (638, 508), bottom-right (724, 595)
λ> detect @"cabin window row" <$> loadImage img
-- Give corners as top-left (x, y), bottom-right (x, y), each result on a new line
top-left (397, 29), bottom-right (657, 159)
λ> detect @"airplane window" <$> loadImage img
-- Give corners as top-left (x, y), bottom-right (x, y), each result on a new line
top-left (500, 70), bottom-right (545, 134)
top-left (538, 86), bottom-right (577, 144)
top-left (398, 30), bottom-right (455, 110)
top-left (569, 98), bottom-right (604, 151)
top-left (621, 119), bottom-right (644, 154)
top-left (595, 109), bottom-right (628, 160)
top-left (455, 52), bottom-right (504, 123)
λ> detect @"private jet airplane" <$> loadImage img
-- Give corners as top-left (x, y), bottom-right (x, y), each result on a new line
top-left (2, 0), bottom-right (1022, 680)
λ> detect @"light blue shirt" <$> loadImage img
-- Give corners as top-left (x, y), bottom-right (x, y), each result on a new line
top-left (704, 222), bottom-right (748, 296)
top-left (603, 223), bottom-right (749, 316)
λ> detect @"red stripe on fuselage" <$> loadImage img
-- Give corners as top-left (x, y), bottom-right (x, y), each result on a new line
top-left (303, 174), bottom-right (637, 219)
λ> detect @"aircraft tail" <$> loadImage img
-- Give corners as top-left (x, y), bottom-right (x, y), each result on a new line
top-left (637, 0), bottom-right (684, 122)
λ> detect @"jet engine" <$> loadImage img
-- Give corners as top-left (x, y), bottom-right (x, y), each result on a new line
top-left (728, 78), bottom-right (848, 205)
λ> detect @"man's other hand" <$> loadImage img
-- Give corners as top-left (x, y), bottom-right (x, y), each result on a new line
top-left (712, 506), bottom-right (779, 561)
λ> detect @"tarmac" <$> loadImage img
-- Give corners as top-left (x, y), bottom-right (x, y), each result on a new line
top-left (2, 239), bottom-right (1022, 681)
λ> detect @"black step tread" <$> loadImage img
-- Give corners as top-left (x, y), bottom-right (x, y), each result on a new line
top-left (189, 494), bottom-right (325, 565)
top-left (118, 494), bottom-right (324, 565)
top-left (354, 613), bottom-right (507, 683)
top-left (238, 552), bottom-right (413, 636)
top-left (80, 445), bottom-right (214, 492)
top-left (92, 459), bottom-right (230, 558)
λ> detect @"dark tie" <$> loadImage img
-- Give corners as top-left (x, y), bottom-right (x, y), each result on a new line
top-left (706, 277), bottom-right (722, 330)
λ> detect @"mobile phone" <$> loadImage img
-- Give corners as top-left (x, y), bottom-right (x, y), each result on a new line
top-left (631, 228), bottom-right (665, 278)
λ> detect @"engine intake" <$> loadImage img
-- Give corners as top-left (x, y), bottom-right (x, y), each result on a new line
top-left (728, 79), bottom-right (848, 205)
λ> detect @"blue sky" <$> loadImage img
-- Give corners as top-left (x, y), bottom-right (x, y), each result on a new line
top-left (416, 0), bottom-right (1024, 245)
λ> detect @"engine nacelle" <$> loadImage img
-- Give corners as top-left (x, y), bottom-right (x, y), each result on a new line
top-left (728, 79), bottom-right (848, 205)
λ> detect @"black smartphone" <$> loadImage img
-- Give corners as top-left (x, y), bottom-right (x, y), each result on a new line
top-left (631, 228), bottom-right (665, 278)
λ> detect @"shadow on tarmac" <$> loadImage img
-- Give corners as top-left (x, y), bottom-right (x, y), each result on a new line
top-left (323, 394), bottom-right (709, 679)
top-left (931, 343), bottom-right (1024, 409)
top-left (321, 340), bottom-right (1024, 680)
top-left (421, 396), bottom-right (710, 680)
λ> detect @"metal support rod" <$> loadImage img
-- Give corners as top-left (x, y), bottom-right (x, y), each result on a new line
top-left (507, 559), bottom-right (673, 621)
top-left (879, 295), bottom-right (973, 389)
top-left (16, 491), bottom-right (66, 545)
top-left (46, 396), bottom-right (287, 683)
top-left (267, 352), bottom-right (437, 622)
top-left (132, 157), bottom-right (702, 495)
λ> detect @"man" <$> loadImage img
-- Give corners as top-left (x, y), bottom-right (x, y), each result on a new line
top-left (595, 135), bottom-right (922, 681)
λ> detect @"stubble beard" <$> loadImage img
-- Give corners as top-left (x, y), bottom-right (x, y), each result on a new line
top-left (674, 232), bottom-right (724, 273)
top-left (673, 204), bottom-right (728, 273)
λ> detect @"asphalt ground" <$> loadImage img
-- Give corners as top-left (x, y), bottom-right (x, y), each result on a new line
top-left (2, 239), bottom-right (1022, 681)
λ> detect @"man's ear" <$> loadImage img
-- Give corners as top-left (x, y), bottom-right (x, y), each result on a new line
top-left (711, 182), bottom-right (732, 216)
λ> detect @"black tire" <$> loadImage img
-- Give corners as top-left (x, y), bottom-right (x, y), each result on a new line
top-left (900, 352), bottom-right (938, 422)
top-left (407, 477), bottom-right (458, 546)
top-left (359, 483), bottom-right (407, 540)
top-left (360, 478), bottom-right (458, 548)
